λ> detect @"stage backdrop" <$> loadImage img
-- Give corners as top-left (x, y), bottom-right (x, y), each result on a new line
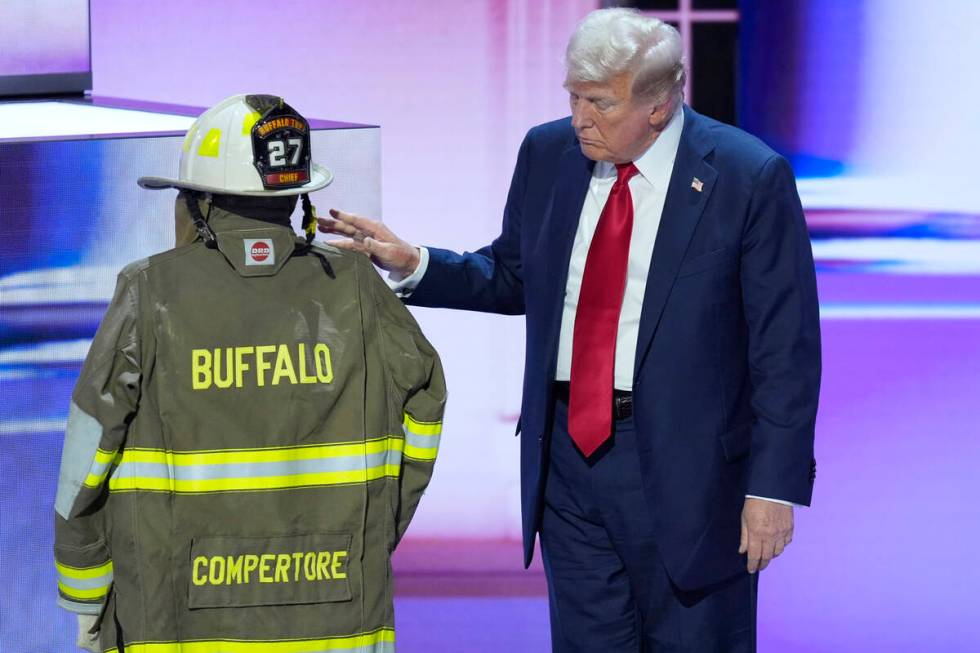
top-left (2, 1), bottom-right (978, 652)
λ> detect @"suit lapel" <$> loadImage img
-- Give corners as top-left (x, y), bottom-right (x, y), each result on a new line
top-left (633, 107), bottom-right (717, 378)
top-left (540, 144), bottom-right (594, 339)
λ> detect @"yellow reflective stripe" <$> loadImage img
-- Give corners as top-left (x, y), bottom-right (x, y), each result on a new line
top-left (94, 449), bottom-right (118, 463)
top-left (104, 627), bottom-right (396, 653)
top-left (83, 472), bottom-right (108, 487)
top-left (99, 437), bottom-right (406, 494)
top-left (242, 110), bottom-right (261, 135)
top-left (122, 437), bottom-right (396, 466)
top-left (197, 127), bottom-right (222, 157)
top-left (403, 444), bottom-right (438, 461)
top-left (403, 413), bottom-right (442, 436)
top-left (56, 560), bottom-right (112, 580)
top-left (108, 465), bottom-right (402, 493)
top-left (83, 448), bottom-right (121, 487)
top-left (58, 581), bottom-right (109, 600)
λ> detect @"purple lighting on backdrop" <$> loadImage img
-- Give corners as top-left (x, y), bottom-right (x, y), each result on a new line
top-left (0, 1), bottom-right (90, 75)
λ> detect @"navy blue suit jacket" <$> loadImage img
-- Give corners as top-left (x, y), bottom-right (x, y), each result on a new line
top-left (408, 106), bottom-right (820, 590)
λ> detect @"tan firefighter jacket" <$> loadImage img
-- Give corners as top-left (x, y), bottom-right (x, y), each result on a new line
top-left (53, 207), bottom-right (446, 653)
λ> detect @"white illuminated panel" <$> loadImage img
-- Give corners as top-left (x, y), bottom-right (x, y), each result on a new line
top-left (819, 304), bottom-right (980, 320)
top-left (798, 176), bottom-right (980, 214)
top-left (0, 101), bottom-right (194, 139)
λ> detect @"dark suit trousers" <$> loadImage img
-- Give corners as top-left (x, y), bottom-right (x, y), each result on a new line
top-left (540, 398), bottom-right (758, 652)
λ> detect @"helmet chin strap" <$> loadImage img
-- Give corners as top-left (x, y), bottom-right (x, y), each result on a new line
top-left (300, 194), bottom-right (317, 245)
top-left (291, 193), bottom-right (335, 278)
top-left (184, 192), bottom-right (218, 248)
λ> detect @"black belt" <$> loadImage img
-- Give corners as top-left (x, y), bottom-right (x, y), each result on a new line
top-left (553, 381), bottom-right (633, 420)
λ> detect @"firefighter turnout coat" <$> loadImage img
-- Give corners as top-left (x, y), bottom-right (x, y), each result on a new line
top-left (53, 207), bottom-right (446, 653)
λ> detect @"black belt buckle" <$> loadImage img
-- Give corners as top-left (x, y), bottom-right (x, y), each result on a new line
top-left (554, 382), bottom-right (633, 420)
top-left (613, 392), bottom-right (633, 420)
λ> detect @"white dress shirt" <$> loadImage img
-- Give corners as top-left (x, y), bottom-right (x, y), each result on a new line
top-left (387, 111), bottom-right (794, 507)
top-left (554, 108), bottom-right (684, 391)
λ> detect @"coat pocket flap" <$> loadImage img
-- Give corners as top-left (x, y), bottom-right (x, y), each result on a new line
top-left (188, 532), bottom-right (354, 609)
top-left (677, 247), bottom-right (736, 278)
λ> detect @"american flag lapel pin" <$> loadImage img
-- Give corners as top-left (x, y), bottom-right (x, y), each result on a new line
top-left (691, 177), bottom-right (704, 192)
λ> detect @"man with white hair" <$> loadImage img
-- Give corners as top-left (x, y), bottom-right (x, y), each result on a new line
top-left (321, 8), bottom-right (819, 651)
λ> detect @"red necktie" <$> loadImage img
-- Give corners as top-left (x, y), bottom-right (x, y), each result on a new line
top-left (568, 162), bottom-right (639, 457)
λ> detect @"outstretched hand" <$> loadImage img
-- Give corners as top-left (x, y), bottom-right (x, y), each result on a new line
top-left (317, 209), bottom-right (420, 279)
top-left (739, 497), bottom-right (794, 574)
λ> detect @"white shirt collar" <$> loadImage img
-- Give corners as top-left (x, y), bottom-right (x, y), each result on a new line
top-left (594, 106), bottom-right (685, 186)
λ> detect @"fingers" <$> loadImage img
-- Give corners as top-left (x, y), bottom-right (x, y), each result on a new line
top-left (746, 536), bottom-right (764, 574)
top-left (325, 238), bottom-right (364, 253)
top-left (740, 499), bottom-right (794, 574)
top-left (746, 531), bottom-right (792, 573)
top-left (317, 217), bottom-right (360, 238)
top-left (777, 530), bottom-right (793, 556)
top-left (366, 236), bottom-right (397, 257)
top-left (757, 539), bottom-right (776, 572)
top-left (316, 209), bottom-right (419, 277)
top-left (774, 527), bottom-right (793, 556)
top-left (773, 536), bottom-right (786, 558)
top-left (319, 235), bottom-right (386, 264)
top-left (318, 210), bottom-right (399, 259)
top-left (324, 236), bottom-right (383, 256)
top-left (745, 535), bottom-right (776, 573)
top-left (317, 212), bottom-right (374, 240)
top-left (327, 209), bottom-right (383, 238)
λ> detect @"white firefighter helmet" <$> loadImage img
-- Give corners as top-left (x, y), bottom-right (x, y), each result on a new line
top-left (138, 94), bottom-right (332, 197)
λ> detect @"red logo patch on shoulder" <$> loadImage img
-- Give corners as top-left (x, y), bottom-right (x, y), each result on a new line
top-left (244, 239), bottom-right (275, 266)
top-left (251, 242), bottom-right (270, 261)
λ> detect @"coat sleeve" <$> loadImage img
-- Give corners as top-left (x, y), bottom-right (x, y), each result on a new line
top-left (365, 261), bottom-right (448, 546)
top-left (53, 266), bottom-right (142, 614)
top-left (740, 155), bottom-right (821, 506)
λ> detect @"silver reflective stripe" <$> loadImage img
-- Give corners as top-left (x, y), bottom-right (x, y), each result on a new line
top-left (56, 596), bottom-right (103, 615)
top-left (404, 432), bottom-right (440, 451)
top-left (344, 643), bottom-right (395, 653)
top-left (55, 402), bottom-right (103, 519)
top-left (387, 447), bottom-right (403, 467)
top-left (315, 642), bottom-right (395, 653)
top-left (57, 570), bottom-right (113, 591)
top-left (111, 450), bottom-right (403, 482)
